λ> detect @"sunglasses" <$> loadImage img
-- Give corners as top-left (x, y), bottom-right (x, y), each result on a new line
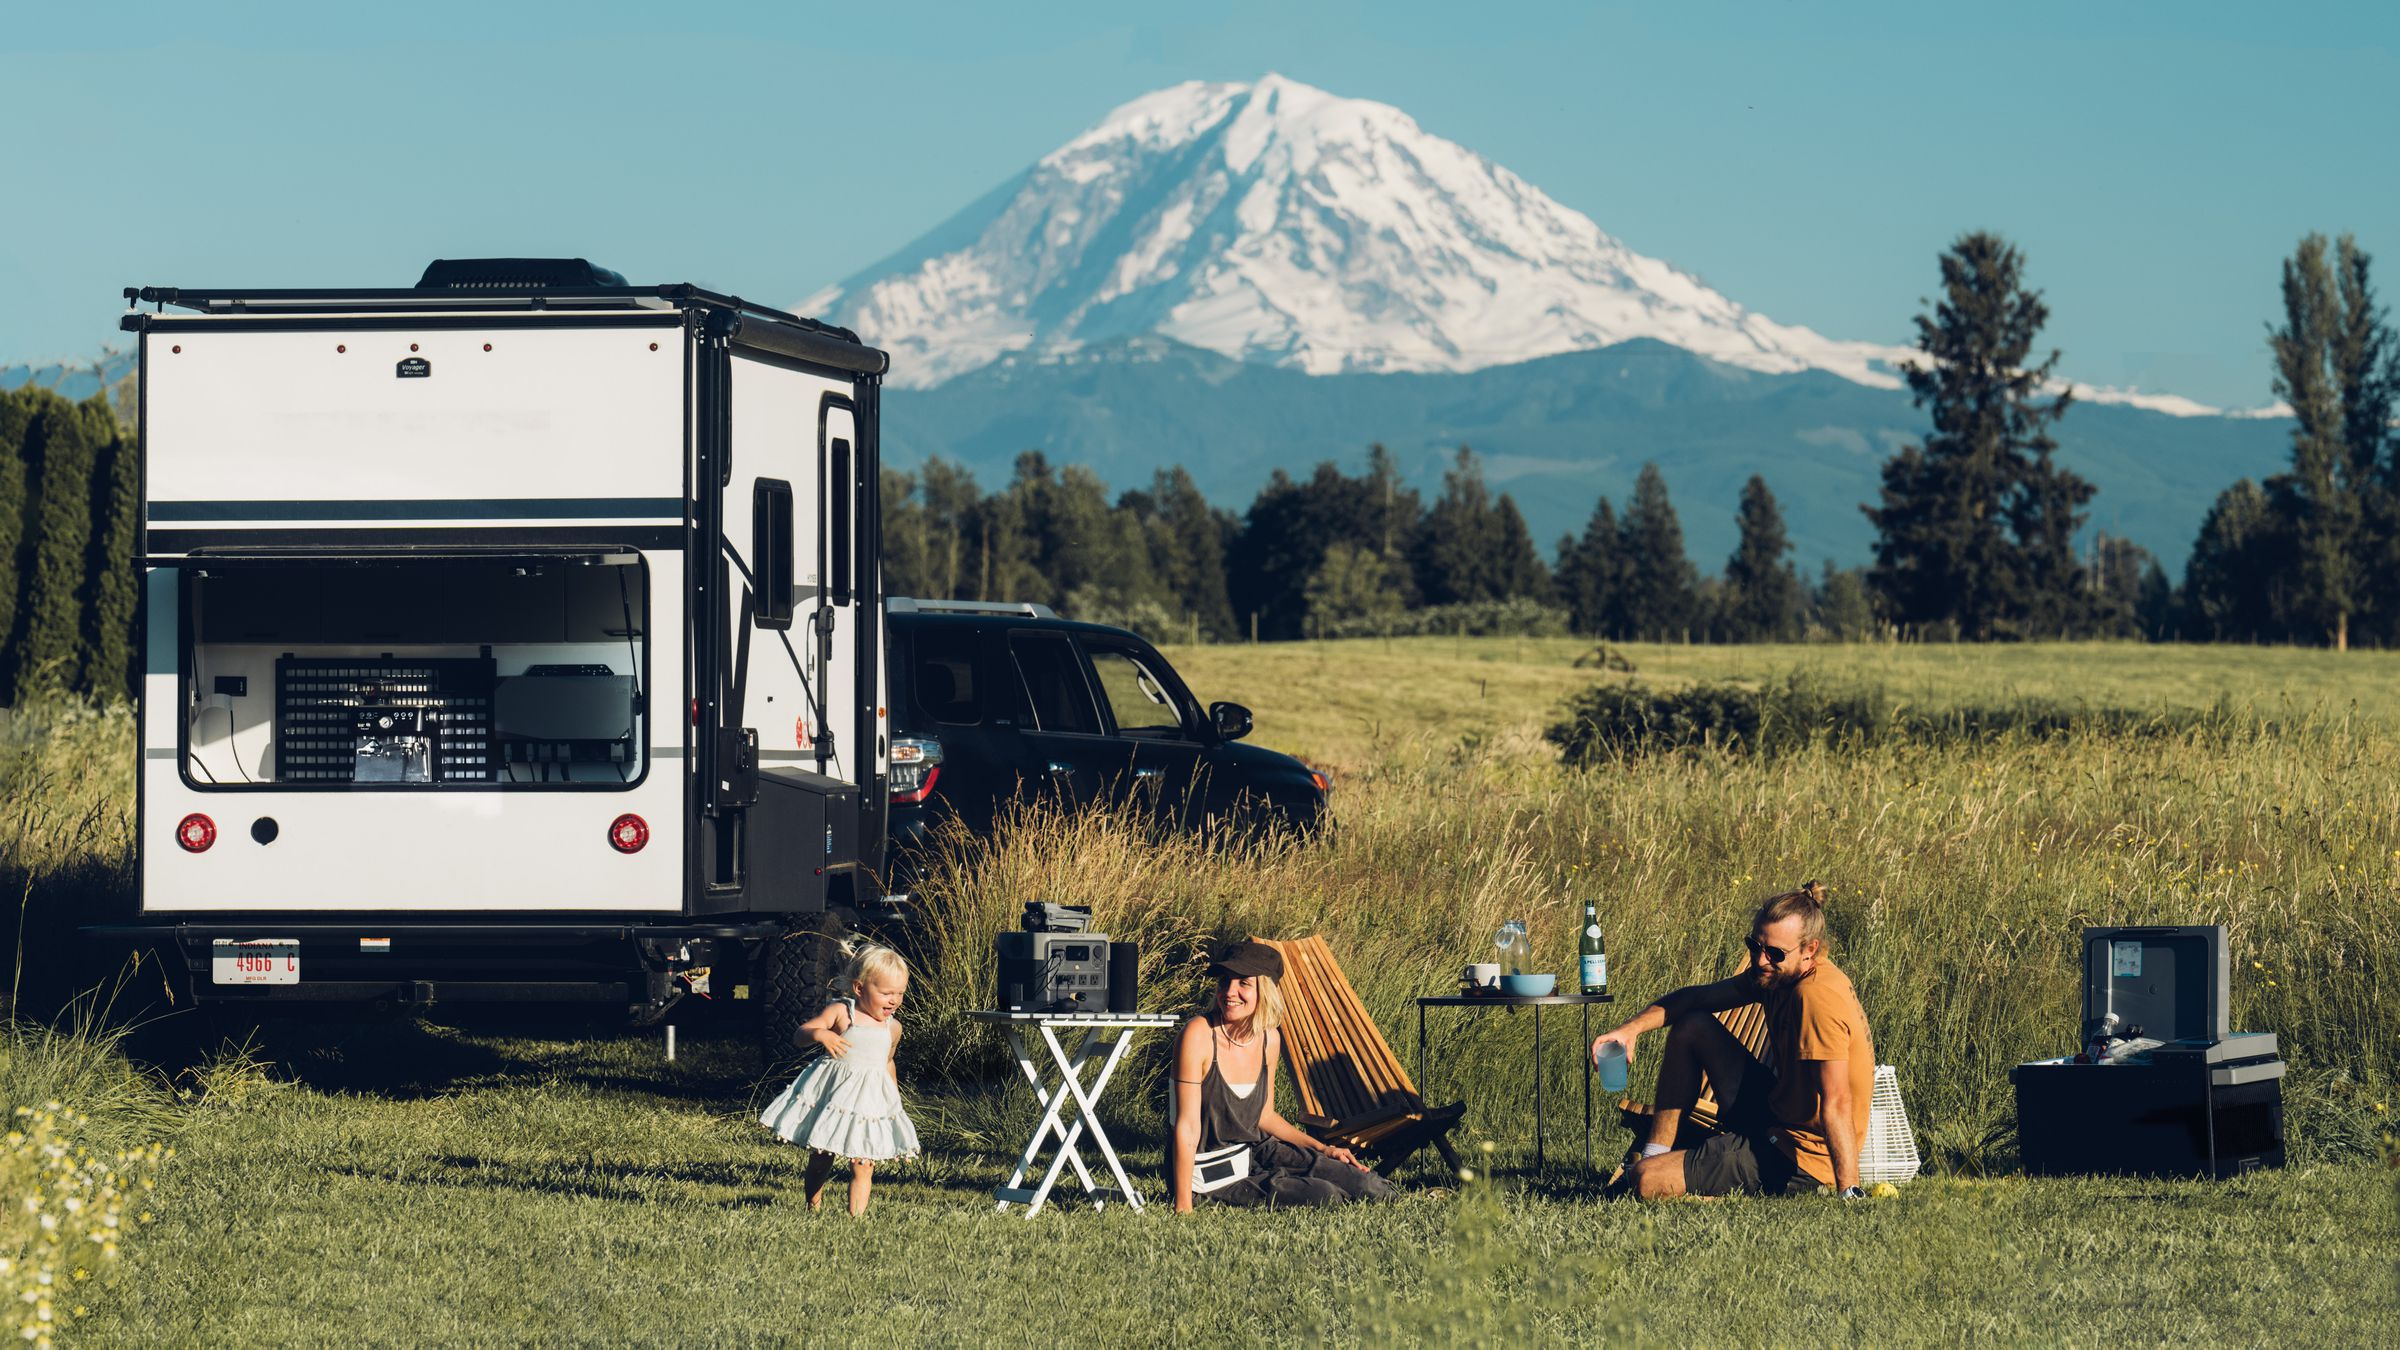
top-left (1745, 935), bottom-right (1795, 964)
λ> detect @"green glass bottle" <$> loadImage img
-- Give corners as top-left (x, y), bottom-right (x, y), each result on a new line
top-left (1580, 902), bottom-right (1607, 996)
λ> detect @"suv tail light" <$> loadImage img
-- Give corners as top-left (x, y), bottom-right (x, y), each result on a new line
top-left (890, 736), bottom-right (944, 805)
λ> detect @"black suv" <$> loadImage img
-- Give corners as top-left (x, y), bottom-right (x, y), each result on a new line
top-left (883, 599), bottom-right (1327, 886)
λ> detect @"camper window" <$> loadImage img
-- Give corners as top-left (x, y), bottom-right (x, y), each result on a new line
top-left (178, 554), bottom-right (650, 789)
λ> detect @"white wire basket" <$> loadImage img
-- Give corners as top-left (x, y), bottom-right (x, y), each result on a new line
top-left (1859, 1063), bottom-right (1922, 1185)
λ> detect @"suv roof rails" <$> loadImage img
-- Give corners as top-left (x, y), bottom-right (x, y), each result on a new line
top-left (885, 597), bottom-right (1059, 620)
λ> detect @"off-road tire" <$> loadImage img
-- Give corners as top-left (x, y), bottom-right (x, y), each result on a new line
top-left (758, 912), bottom-right (849, 1071)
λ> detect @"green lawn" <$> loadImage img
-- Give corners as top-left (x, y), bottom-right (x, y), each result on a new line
top-left (76, 1022), bottom-right (2399, 1345)
top-left (6, 636), bottom-right (2398, 1344)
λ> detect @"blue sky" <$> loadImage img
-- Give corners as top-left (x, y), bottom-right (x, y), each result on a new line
top-left (3, 1), bottom-right (2393, 409)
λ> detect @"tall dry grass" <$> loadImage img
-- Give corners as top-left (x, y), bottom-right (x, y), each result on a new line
top-left (901, 705), bottom-right (2398, 1170)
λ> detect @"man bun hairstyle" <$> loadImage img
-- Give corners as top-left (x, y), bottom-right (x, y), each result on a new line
top-left (1753, 880), bottom-right (1830, 952)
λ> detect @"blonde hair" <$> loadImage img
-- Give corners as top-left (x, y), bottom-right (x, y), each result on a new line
top-left (1753, 880), bottom-right (1830, 952)
top-left (1213, 972), bottom-right (1284, 1035)
top-left (837, 941), bottom-right (909, 995)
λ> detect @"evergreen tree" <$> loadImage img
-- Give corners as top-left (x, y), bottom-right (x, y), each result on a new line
top-left (1555, 496), bottom-right (1623, 637)
top-left (1721, 475), bottom-right (1803, 641)
top-left (1863, 232), bottom-right (2083, 639)
top-left (1810, 562), bottom-right (1877, 642)
top-left (2012, 446), bottom-right (2100, 637)
top-left (1616, 462), bottom-right (1699, 639)
top-left (970, 452), bottom-right (1046, 604)
top-left (1124, 467), bottom-right (1237, 640)
top-left (15, 394), bottom-right (100, 696)
top-left (880, 466), bottom-right (934, 600)
top-left (1227, 451), bottom-right (1422, 640)
top-left (82, 404), bottom-right (139, 701)
top-left (2084, 533), bottom-right (2156, 639)
top-left (1302, 542), bottom-right (1405, 635)
top-left (1489, 493), bottom-right (1550, 602)
top-left (1412, 446), bottom-right (1503, 605)
top-left (2180, 478), bottom-right (2293, 641)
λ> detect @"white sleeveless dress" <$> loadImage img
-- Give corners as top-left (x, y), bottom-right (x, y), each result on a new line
top-left (759, 1004), bottom-right (920, 1160)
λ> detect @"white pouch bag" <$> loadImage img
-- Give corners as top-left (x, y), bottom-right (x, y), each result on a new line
top-left (1191, 1142), bottom-right (1254, 1194)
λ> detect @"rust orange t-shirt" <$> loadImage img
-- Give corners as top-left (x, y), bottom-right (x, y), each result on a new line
top-left (1764, 959), bottom-right (1876, 1186)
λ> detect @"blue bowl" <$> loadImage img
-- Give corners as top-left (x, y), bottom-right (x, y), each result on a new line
top-left (1498, 973), bottom-right (1555, 997)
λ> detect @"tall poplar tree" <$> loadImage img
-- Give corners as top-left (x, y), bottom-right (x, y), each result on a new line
top-left (15, 394), bottom-right (100, 695)
top-left (1863, 232), bottom-right (2084, 639)
top-left (0, 388), bottom-right (36, 693)
top-left (82, 404), bottom-right (140, 701)
top-left (2267, 234), bottom-right (2366, 649)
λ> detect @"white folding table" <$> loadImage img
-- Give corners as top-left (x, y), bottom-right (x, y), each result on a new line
top-left (970, 1010), bottom-right (1180, 1218)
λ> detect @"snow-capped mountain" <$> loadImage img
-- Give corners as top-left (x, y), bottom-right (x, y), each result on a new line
top-left (804, 74), bottom-right (1921, 394)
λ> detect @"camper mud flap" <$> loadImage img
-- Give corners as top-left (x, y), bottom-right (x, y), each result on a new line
top-left (726, 766), bottom-right (860, 915)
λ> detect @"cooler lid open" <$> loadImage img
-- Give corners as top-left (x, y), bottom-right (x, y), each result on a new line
top-left (2081, 925), bottom-right (2230, 1044)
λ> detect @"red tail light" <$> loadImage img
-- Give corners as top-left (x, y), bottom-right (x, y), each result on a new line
top-left (176, 813), bottom-right (217, 852)
top-left (608, 814), bottom-right (649, 853)
top-left (890, 764), bottom-right (941, 806)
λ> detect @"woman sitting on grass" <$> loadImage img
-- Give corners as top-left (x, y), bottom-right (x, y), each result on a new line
top-left (1168, 940), bottom-right (1397, 1211)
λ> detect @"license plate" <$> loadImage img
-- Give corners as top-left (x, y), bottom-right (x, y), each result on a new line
top-left (212, 939), bottom-right (299, 985)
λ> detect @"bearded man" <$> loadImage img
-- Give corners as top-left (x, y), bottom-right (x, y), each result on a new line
top-left (1588, 881), bottom-right (1877, 1200)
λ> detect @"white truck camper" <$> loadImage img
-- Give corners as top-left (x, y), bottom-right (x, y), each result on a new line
top-left (97, 258), bottom-right (892, 1046)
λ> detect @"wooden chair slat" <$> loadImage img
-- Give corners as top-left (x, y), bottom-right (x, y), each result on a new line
top-left (1254, 934), bottom-right (1464, 1176)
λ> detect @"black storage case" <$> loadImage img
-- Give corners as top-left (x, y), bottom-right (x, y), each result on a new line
top-left (2011, 926), bottom-right (2286, 1178)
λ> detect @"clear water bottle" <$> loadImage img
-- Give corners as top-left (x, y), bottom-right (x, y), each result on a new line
top-left (1579, 902), bottom-right (1607, 997)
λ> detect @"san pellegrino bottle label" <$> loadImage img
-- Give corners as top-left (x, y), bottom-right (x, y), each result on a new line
top-left (1580, 905), bottom-right (1607, 993)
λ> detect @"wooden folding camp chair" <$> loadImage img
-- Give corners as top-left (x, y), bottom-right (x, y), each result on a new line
top-left (1256, 935), bottom-right (1466, 1177)
top-left (1615, 1000), bottom-right (1772, 1151)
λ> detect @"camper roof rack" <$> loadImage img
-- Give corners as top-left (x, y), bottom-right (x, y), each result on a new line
top-left (118, 265), bottom-right (888, 377)
top-left (121, 264), bottom-right (862, 343)
top-left (885, 597), bottom-right (1059, 620)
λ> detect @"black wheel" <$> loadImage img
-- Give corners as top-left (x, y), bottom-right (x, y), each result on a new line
top-left (757, 913), bottom-right (848, 1070)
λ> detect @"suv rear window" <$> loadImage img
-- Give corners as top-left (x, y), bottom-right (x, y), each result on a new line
top-left (1009, 632), bottom-right (1100, 735)
top-left (909, 627), bottom-right (983, 726)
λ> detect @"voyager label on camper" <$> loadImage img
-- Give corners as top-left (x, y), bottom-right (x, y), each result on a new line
top-left (397, 357), bottom-right (431, 378)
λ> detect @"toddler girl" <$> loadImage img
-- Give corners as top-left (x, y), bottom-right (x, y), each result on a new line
top-left (758, 942), bottom-right (920, 1215)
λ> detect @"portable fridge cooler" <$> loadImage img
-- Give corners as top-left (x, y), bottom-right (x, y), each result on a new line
top-left (2010, 925), bottom-right (2286, 1178)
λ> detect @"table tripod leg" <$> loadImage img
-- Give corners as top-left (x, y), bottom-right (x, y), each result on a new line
top-left (1582, 1003), bottom-right (1593, 1172)
top-left (1534, 1004), bottom-right (1545, 1172)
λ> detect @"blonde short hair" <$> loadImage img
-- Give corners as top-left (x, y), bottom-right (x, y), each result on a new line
top-left (1214, 972), bottom-right (1284, 1035)
top-left (838, 942), bottom-right (909, 995)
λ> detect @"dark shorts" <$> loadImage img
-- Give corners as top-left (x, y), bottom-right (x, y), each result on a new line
top-left (1681, 1128), bottom-right (1817, 1197)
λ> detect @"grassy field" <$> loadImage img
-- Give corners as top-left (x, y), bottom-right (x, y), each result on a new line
top-left (4, 640), bottom-right (2398, 1343)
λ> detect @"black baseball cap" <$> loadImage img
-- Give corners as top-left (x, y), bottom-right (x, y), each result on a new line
top-left (1206, 940), bottom-right (1284, 981)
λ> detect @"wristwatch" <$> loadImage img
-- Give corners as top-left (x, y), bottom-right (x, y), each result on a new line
top-left (1839, 1185), bottom-right (1866, 1201)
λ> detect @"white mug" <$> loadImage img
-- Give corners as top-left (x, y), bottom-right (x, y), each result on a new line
top-left (1463, 963), bottom-right (1501, 990)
